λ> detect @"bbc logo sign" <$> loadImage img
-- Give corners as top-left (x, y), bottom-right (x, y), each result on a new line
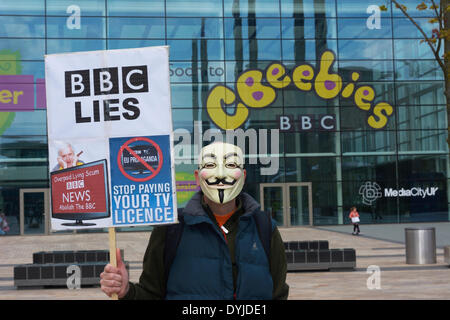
top-left (64, 66), bottom-right (149, 98)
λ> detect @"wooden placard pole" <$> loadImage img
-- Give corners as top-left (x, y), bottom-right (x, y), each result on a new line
top-left (108, 227), bottom-right (118, 300)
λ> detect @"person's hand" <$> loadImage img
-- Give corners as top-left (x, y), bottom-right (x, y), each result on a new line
top-left (100, 248), bottom-right (129, 299)
top-left (57, 156), bottom-right (66, 169)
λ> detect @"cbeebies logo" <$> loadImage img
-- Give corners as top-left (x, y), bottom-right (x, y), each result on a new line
top-left (206, 50), bottom-right (394, 131)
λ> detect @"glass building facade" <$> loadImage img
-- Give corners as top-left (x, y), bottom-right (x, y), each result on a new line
top-left (0, 0), bottom-right (449, 235)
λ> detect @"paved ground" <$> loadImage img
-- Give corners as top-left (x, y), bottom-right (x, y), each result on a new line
top-left (0, 222), bottom-right (449, 300)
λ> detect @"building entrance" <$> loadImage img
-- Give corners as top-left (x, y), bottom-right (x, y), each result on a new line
top-left (260, 183), bottom-right (313, 227)
top-left (19, 188), bottom-right (50, 235)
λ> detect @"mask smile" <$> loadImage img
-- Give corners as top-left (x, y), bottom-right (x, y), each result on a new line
top-left (197, 142), bottom-right (246, 204)
top-left (205, 177), bottom-right (237, 188)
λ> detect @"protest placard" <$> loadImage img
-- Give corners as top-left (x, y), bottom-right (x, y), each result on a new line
top-left (45, 46), bottom-right (177, 232)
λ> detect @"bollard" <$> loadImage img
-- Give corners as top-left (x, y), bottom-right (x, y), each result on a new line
top-left (405, 227), bottom-right (436, 265)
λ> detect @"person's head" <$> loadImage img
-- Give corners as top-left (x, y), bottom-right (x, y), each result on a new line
top-left (195, 142), bottom-right (246, 205)
top-left (351, 206), bottom-right (356, 211)
top-left (58, 143), bottom-right (76, 167)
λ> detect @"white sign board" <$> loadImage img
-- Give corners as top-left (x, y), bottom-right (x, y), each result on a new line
top-left (45, 46), bottom-right (177, 231)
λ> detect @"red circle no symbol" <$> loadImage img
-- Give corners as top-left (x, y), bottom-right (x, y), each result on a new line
top-left (117, 137), bottom-right (163, 182)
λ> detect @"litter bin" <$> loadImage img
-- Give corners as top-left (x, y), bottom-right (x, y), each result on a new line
top-left (405, 227), bottom-right (436, 265)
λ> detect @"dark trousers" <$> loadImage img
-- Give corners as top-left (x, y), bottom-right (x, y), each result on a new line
top-left (353, 223), bottom-right (360, 233)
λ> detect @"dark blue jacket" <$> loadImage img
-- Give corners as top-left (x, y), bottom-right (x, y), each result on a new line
top-left (165, 192), bottom-right (274, 300)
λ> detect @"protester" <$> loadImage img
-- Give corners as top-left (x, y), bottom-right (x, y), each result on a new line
top-left (349, 206), bottom-right (360, 235)
top-left (100, 142), bottom-right (289, 300)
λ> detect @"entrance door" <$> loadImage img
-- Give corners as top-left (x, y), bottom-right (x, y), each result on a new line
top-left (260, 183), bottom-right (313, 227)
top-left (19, 188), bottom-right (50, 235)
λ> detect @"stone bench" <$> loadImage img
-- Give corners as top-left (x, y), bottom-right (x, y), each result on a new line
top-left (285, 248), bottom-right (356, 272)
top-left (14, 250), bottom-right (127, 288)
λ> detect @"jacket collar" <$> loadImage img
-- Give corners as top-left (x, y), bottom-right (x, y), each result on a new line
top-left (182, 191), bottom-right (261, 225)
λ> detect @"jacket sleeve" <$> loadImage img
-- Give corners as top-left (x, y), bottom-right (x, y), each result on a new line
top-left (270, 226), bottom-right (290, 300)
top-left (121, 226), bottom-right (167, 300)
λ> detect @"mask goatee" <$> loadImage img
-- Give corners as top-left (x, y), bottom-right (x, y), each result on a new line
top-left (218, 189), bottom-right (224, 203)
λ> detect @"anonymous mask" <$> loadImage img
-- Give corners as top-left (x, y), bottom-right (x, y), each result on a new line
top-left (197, 142), bottom-right (245, 204)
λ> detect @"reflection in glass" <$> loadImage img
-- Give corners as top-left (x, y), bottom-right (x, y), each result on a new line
top-left (225, 0), bottom-right (280, 17)
top-left (289, 185), bottom-right (309, 226)
top-left (398, 130), bottom-right (448, 152)
top-left (339, 39), bottom-right (392, 60)
top-left (337, 18), bottom-right (392, 39)
top-left (47, 17), bottom-right (106, 38)
top-left (0, 16), bottom-right (45, 38)
top-left (167, 0), bottom-right (223, 17)
top-left (108, 0), bottom-right (165, 17)
top-left (342, 131), bottom-right (396, 153)
top-left (46, 39), bottom-right (106, 54)
top-left (396, 82), bottom-right (445, 106)
top-left (23, 192), bottom-right (45, 235)
top-left (281, 0), bottom-right (336, 18)
top-left (395, 60), bottom-right (442, 81)
top-left (108, 17), bottom-right (165, 38)
top-left (263, 186), bottom-right (284, 226)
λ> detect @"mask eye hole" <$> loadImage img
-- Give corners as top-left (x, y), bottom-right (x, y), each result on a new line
top-left (202, 162), bottom-right (216, 169)
top-left (225, 162), bottom-right (240, 169)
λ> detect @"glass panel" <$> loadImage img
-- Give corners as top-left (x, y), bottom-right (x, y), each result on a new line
top-left (336, 0), bottom-right (391, 17)
top-left (398, 154), bottom-right (448, 181)
top-left (107, 39), bottom-right (165, 50)
top-left (0, 0), bottom-right (44, 15)
top-left (167, 18), bottom-right (222, 39)
top-left (393, 17), bottom-right (436, 38)
top-left (263, 186), bottom-right (284, 226)
top-left (226, 39), bottom-right (281, 61)
top-left (289, 185), bottom-right (309, 226)
top-left (225, 0), bottom-right (280, 18)
top-left (282, 39), bottom-right (338, 61)
top-left (47, 16), bottom-right (106, 38)
top-left (1, 111), bottom-right (47, 136)
top-left (169, 39), bottom-right (223, 61)
top-left (342, 155), bottom-right (397, 182)
top-left (23, 192), bottom-right (45, 235)
top-left (46, 39), bottom-right (106, 54)
top-left (339, 39), bottom-right (393, 60)
top-left (108, 0), bottom-right (165, 17)
top-left (312, 181), bottom-right (337, 225)
top-left (46, 0), bottom-right (105, 16)
top-left (167, 0), bottom-right (223, 17)
top-left (339, 60), bottom-right (394, 81)
top-left (398, 130), bottom-right (448, 152)
top-left (394, 39), bottom-right (442, 59)
top-left (281, 18), bottom-right (337, 39)
top-left (396, 82), bottom-right (445, 105)
top-left (1, 39), bottom-right (45, 60)
top-left (392, 0), bottom-right (436, 17)
top-left (0, 188), bottom-right (19, 236)
top-left (107, 17), bottom-right (165, 38)
top-left (281, 0), bottom-right (336, 18)
top-left (397, 105), bottom-right (447, 130)
top-left (285, 157), bottom-right (337, 182)
top-left (0, 16), bottom-right (45, 38)
top-left (337, 18), bottom-right (392, 38)
top-left (284, 132), bottom-right (337, 154)
top-left (225, 18), bottom-right (281, 39)
top-left (395, 60), bottom-right (442, 81)
top-left (170, 83), bottom-right (214, 108)
top-left (342, 130), bottom-right (396, 153)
